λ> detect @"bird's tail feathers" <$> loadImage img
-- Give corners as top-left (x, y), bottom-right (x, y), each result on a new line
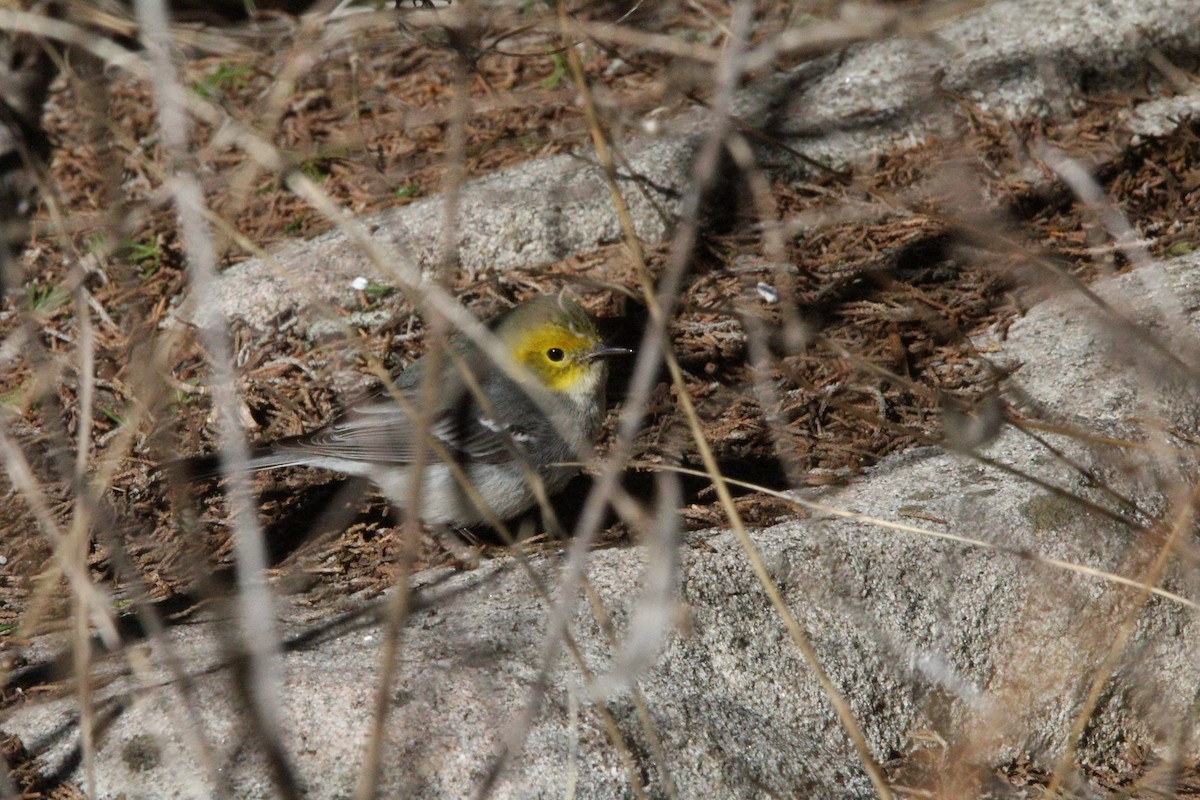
top-left (166, 447), bottom-right (307, 483)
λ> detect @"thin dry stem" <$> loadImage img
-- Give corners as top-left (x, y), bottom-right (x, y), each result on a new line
top-left (638, 461), bottom-right (1198, 611)
top-left (132, 0), bottom-right (292, 795)
top-left (1044, 481), bottom-right (1200, 797)
top-left (558, 3), bottom-right (893, 796)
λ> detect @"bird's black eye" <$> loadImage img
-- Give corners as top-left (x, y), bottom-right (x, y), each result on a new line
top-left (546, 347), bottom-right (565, 362)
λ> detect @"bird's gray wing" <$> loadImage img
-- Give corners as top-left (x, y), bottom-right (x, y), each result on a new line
top-left (275, 380), bottom-right (533, 466)
top-left (277, 323), bottom-right (547, 465)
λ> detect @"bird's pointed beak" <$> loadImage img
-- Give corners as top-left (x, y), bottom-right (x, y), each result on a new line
top-left (586, 343), bottom-right (634, 362)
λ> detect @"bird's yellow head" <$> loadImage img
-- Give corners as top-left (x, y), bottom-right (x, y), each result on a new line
top-left (497, 297), bottom-right (630, 397)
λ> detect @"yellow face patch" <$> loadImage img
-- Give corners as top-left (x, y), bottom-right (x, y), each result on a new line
top-left (515, 323), bottom-right (596, 393)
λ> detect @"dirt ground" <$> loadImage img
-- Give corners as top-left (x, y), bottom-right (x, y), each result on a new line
top-left (3, 1), bottom-right (1200, 796)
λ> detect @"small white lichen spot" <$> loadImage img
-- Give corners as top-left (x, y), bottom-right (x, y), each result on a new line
top-left (756, 282), bottom-right (778, 303)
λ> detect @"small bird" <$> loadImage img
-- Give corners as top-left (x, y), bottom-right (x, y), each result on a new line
top-left (180, 296), bottom-right (630, 526)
